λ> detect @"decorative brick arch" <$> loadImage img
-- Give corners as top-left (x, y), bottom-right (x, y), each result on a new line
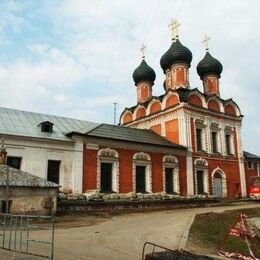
top-left (122, 111), bottom-right (133, 124)
top-left (132, 152), bottom-right (152, 193)
top-left (194, 158), bottom-right (209, 195)
top-left (211, 167), bottom-right (227, 197)
top-left (97, 148), bottom-right (119, 193)
top-left (208, 99), bottom-right (220, 112)
top-left (163, 94), bottom-right (179, 109)
top-left (135, 106), bottom-right (146, 120)
top-left (148, 100), bottom-right (161, 114)
top-left (162, 155), bottom-right (180, 194)
top-left (189, 94), bottom-right (203, 107)
top-left (224, 104), bottom-right (237, 116)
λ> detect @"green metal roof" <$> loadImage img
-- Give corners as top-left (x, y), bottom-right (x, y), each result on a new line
top-left (85, 124), bottom-right (186, 149)
top-left (0, 165), bottom-right (59, 188)
top-left (0, 107), bottom-right (100, 141)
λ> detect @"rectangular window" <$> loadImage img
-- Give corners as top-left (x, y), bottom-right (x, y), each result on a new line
top-left (7, 156), bottom-right (22, 169)
top-left (136, 165), bottom-right (146, 193)
top-left (225, 134), bottom-right (231, 155)
top-left (1, 200), bottom-right (12, 213)
top-left (247, 161), bottom-right (253, 170)
top-left (165, 168), bottom-right (174, 194)
top-left (196, 170), bottom-right (204, 195)
top-left (196, 128), bottom-right (203, 151)
top-left (47, 160), bottom-right (60, 184)
top-left (211, 132), bottom-right (218, 153)
top-left (100, 162), bottom-right (113, 193)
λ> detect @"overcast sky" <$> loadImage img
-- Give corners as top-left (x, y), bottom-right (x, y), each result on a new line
top-left (0, 0), bottom-right (259, 154)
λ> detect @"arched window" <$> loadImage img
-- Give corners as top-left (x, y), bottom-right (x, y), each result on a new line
top-left (211, 168), bottom-right (227, 197)
top-left (97, 148), bottom-right (119, 193)
top-left (194, 158), bottom-right (209, 195)
top-left (132, 152), bottom-right (152, 193)
top-left (162, 155), bottom-right (179, 194)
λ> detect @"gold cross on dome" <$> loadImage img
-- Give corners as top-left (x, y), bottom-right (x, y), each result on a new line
top-left (202, 35), bottom-right (211, 52)
top-left (140, 43), bottom-right (146, 59)
top-left (168, 19), bottom-right (181, 42)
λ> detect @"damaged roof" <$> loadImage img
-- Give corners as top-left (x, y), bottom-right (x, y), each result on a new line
top-left (244, 151), bottom-right (260, 160)
top-left (0, 165), bottom-right (59, 188)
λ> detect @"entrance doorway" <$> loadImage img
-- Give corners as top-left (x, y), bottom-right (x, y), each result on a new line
top-left (196, 170), bottom-right (204, 194)
top-left (100, 162), bottom-right (113, 193)
top-left (213, 172), bottom-right (222, 197)
top-left (165, 168), bottom-right (174, 194)
top-left (136, 165), bottom-right (146, 193)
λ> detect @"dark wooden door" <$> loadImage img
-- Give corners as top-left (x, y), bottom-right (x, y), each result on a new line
top-left (165, 168), bottom-right (174, 194)
top-left (136, 166), bottom-right (146, 193)
top-left (100, 163), bottom-right (112, 193)
top-left (196, 170), bottom-right (204, 194)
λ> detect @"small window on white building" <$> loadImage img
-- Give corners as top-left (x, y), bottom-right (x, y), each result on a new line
top-left (38, 121), bottom-right (54, 133)
top-left (225, 134), bottom-right (231, 155)
top-left (47, 160), bottom-right (60, 184)
top-left (211, 132), bottom-right (218, 153)
top-left (196, 128), bottom-right (203, 152)
top-left (7, 156), bottom-right (22, 169)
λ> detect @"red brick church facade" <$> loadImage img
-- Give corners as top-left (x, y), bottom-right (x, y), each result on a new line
top-left (119, 28), bottom-right (246, 198)
top-left (79, 23), bottom-right (259, 198)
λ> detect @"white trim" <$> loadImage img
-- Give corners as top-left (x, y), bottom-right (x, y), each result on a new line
top-left (97, 148), bottom-right (119, 193)
top-left (132, 152), bottom-right (152, 193)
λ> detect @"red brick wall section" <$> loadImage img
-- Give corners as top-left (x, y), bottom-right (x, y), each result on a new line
top-left (189, 94), bottom-right (203, 107)
top-left (178, 155), bottom-right (187, 196)
top-left (150, 124), bottom-right (162, 135)
top-left (206, 158), bottom-right (241, 197)
top-left (83, 146), bottom-right (187, 195)
top-left (208, 100), bottom-right (220, 112)
top-left (244, 162), bottom-right (258, 196)
top-left (83, 146), bottom-right (98, 192)
top-left (225, 104), bottom-right (236, 116)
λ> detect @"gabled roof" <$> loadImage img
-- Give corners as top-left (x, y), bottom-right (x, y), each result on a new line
top-left (68, 123), bottom-right (186, 150)
top-left (0, 107), bottom-right (100, 141)
top-left (0, 164), bottom-right (59, 188)
top-left (244, 151), bottom-right (260, 160)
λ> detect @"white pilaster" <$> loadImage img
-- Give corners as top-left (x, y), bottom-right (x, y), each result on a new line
top-left (72, 141), bottom-right (84, 193)
top-left (186, 153), bottom-right (194, 196)
top-left (236, 126), bottom-right (247, 197)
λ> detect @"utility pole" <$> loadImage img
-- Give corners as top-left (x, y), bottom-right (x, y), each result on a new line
top-left (5, 166), bottom-right (9, 214)
top-left (113, 102), bottom-right (117, 125)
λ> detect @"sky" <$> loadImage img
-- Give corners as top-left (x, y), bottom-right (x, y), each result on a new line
top-left (0, 0), bottom-right (259, 154)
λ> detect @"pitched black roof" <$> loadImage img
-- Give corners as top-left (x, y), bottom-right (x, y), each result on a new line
top-left (243, 151), bottom-right (260, 160)
top-left (68, 123), bottom-right (186, 150)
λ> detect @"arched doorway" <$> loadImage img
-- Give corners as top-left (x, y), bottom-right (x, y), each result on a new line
top-left (212, 168), bottom-right (227, 197)
top-left (213, 172), bottom-right (222, 197)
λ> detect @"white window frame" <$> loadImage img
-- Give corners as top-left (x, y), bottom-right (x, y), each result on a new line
top-left (194, 158), bottom-right (209, 195)
top-left (133, 152), bottom-right (152, 193)
top-left (97, 148), bottom-right (119, 193)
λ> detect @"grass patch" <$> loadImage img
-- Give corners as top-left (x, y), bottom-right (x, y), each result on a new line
top-left (187, 207), bottom-right (260, 257)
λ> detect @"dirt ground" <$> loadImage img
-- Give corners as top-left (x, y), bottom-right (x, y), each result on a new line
top-left (0, 202), bottom-right (259, 260)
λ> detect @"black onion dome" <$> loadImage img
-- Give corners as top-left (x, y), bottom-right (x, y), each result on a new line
top-left (160, 39), bottom-right (192, 73)
top-left (197, 52), bottom-right (223, 79)
top-left (132, 59), bottom-right (156, 86)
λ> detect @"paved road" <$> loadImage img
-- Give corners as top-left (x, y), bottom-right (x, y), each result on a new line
top-left (0, 202), bottom-right (259, 260)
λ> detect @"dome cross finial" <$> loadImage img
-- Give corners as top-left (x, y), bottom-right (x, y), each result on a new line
top-left (168, 19), bottom-right (181, 42)
top-left (140, 43), bottom-right (147, 59)
top-left (202, 35), bottom-right (211, 52)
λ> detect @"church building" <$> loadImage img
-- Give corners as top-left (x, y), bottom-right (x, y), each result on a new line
top-left (120, 21), bottom-right (246, 197)
top-left (0, 20), bottom-right (258, 198)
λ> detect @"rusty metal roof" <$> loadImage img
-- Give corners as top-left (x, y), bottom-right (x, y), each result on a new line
top-left (0, 165), bottom-right (59, 188)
